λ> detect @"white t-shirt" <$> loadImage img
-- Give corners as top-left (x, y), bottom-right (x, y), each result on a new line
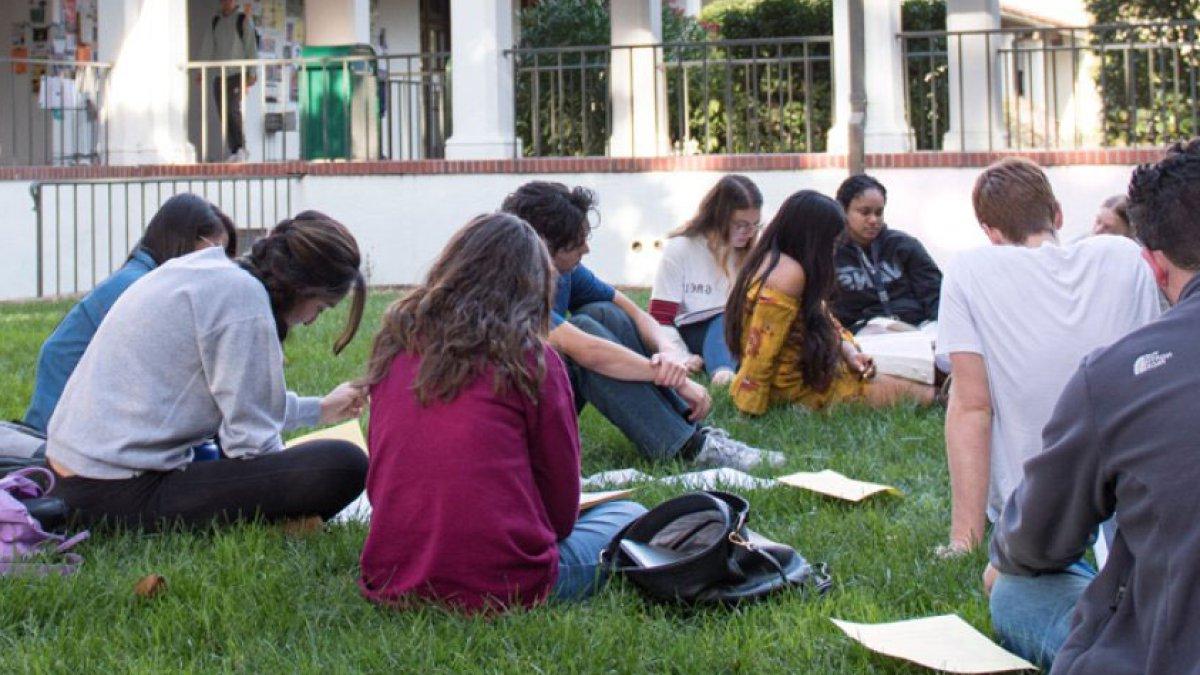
top-left (651, 235), bottom-right (734, 326)
top-left (936, 235), bottom-right (1162, 521)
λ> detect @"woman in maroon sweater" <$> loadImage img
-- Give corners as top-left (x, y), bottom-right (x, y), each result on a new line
top-left (358, 213), bottom-right (646, 612)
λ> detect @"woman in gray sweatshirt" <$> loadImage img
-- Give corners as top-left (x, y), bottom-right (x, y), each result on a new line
top-left (46, 211), bottom-right (369, 531)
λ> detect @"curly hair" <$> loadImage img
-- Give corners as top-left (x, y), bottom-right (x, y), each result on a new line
top-left (359, 213), bottom-right (555, 405)
top-left (501, 181), bottom-right (597, 255)
top-left (670, 174), bottom-right (762, 276)
top-left (238, 211), bottom-right (366, 354)
top-left (726, 190), bottom-right (846, 393)
top-left (1127, 138), bottom-right (1200, 270)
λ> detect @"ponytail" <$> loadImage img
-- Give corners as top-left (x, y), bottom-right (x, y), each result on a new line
top-left (239, 211), bottom-right (366, 354)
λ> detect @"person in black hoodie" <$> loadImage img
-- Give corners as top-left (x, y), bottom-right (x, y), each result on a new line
top-left (832, 175), bottom-right (942, 332)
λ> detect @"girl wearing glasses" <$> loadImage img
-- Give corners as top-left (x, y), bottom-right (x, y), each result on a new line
top-left (650, 175), bottom-right (762, 387)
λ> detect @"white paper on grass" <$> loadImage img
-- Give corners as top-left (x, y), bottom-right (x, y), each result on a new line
top-left (583, 467), bottom-right (777, 491)
top-left (831, 615), bottom-right (1036, 673)
top-left (776, 469), bottom-right (901, 502)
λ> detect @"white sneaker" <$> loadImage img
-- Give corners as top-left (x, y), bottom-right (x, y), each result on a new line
top-left (692, 428), bottom-right (785, 471)
top-left (227, 148), bottom-right (248, 163)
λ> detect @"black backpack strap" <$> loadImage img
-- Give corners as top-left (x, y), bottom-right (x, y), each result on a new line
top-left (236, 13), bottom-right (246, 41)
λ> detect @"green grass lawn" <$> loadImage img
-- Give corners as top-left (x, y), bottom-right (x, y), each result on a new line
top-left (0, 291), bottom-right (992, 673)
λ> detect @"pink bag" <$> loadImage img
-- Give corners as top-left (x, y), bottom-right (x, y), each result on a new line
top-left (0, 468), bottom-right (88, 576)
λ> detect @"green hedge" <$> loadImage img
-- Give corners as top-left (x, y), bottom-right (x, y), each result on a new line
top-left (515, 0), bottom-right (947, 156)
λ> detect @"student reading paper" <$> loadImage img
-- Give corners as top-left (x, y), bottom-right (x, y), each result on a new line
top-left (45, 212), bottom-right (369, 530)
top-left (358, 213), bottom-right (646, 612)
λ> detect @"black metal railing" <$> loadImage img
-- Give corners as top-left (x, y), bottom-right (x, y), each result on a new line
top-left (185, 51), bottom-right (450, 163)
top-left (30, 176), bottom-right (298, 297)
top-left (509, 36), bottom-right (834, 157)
top-left (900, 20), bottom-right (1200, 150)
top-left (0, 58), bottom-right (111, 167)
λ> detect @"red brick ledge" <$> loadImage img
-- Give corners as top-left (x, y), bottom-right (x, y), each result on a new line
top-left (0, 148), bottom-right (1168, 181)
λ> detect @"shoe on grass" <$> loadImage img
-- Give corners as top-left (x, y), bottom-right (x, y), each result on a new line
top-left (693, 427), bottom-right (785, 471)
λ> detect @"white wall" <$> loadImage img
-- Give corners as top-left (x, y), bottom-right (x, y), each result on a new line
top-left (0, 164), bottom-right (1142, 301)
top-left (0, 182), bottom-right (40, 300)
top-left (289, 164), bottom-right (1137, 288)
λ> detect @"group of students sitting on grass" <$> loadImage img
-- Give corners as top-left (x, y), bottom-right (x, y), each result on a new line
top-left (11, 137), bottom-right (1200, 672)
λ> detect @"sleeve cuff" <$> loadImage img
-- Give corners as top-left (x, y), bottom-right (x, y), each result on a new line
top-left (284, 392), bottom-right (322, 432)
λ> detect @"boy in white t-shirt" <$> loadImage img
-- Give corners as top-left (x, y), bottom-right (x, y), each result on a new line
top-left (650, 175), bottom-right (762, 387)
top-left (937, 158), bottom-right (1161, 556)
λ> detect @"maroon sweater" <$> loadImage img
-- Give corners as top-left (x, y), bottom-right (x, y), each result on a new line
top-left (359, 344), bottom-right (581, 611)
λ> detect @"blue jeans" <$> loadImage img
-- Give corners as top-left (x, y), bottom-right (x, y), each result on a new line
top-left (990, 560), bottom-right (1095, 670)
top-left (566, 302), bottom-right (699, 461)
top-left (551, 500), bottom-right (648, 601)
top-left (677, 313), bottom-right (737, 377)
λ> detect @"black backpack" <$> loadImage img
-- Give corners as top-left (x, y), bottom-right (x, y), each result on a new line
top-left (212, 12), bottom-right (262, 50)
top-left (601, 491), bottom-right (831, 604)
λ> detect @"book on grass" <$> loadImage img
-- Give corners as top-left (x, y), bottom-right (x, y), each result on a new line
top-left (579, 489), bottom-right (634, 512)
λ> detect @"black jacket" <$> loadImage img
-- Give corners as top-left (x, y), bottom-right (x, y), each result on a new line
top-left (832, 227), bottom-right (942, 331)
top-left (991, 275), bottom-right (1200, 675)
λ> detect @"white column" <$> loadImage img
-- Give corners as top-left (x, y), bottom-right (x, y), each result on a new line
top-left (942, 0), bottom-right (1007, 150)
top-left (827, 0), bottom-right (913, 153)
top-left (444, 0), bottom-right (519, 159)
top-left (304, 0), bottom-right (372, 45)
top-left (609, 0), bottom-right (668, 157)
top-left (98, 0), bottom-right (194, 165)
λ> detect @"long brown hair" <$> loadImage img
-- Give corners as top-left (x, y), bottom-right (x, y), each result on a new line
top-left (360, 213), bottom-right (555, 405)
top-left (726, 190), bottom-right (846, 393)
top-left (239, 211), bottom-right (366, 354)
top-left (670, 175), bottom-right (762, 276)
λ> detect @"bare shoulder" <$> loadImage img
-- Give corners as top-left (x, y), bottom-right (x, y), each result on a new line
top-left (761, 254), bottom-right (806, 297)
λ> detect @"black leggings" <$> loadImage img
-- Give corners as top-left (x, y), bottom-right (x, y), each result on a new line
top-left (50, 440), bottom-right (368, 532)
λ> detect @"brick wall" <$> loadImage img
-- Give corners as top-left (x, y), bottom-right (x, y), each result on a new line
top-left (0, 148), bottom-right (1169, 182)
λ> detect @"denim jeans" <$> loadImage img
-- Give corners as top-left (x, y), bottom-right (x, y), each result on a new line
top-left (566, 302), bottom-right (699, 460)
top-left (551, 500), bottom-right (648, 601)
top-left (677, 313), bottom-right (737, 376)
top-left (990, 560), bottom-right (1095, 670)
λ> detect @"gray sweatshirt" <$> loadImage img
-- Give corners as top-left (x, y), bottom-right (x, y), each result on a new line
top-left (990, 274), bottom-right (1200, 674)
top-left (46, 247), bottom-right (321, 479)
top-left (199, 11), bottom-right (258, 64)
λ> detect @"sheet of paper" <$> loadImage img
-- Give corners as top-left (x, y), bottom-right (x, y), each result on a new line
top-left (777, 469), bottom-right (900, 502)
top-left (660, 468), bottom-right (777, 491)
top-left (582, 468), bottom-right (656, 489)
top-left (579, 489), bottom-right (634, 511)
top-left (285, 420), bottom-right (367, 452)
top-left (831, 615), bottom-right (1035, 673)
top-left (583, 467), bottom-right (777, 491)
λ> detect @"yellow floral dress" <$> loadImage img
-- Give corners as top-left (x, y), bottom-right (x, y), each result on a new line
top-left (730, 283), bottom-right (867, 415)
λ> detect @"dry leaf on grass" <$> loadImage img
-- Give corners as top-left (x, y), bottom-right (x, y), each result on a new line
top-left (133, 574), bottom-right (167, 599)
top-left (280, 516), bottom-right (324, 537)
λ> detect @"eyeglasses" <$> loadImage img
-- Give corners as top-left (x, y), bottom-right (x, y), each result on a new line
top-left (732, 220), bottom-right (762, 234)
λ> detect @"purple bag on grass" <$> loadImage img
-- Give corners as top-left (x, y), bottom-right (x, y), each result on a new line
top-left (0, 467), bottom-right (88, 576)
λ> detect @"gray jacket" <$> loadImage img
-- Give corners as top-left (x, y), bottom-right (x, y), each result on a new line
top-left (991, 274), bottom-right (1200, 674)
top-left (46, 248), bottom-right (320, 479)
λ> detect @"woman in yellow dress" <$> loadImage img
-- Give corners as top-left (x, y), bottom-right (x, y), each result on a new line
top-left (725, 190), bottom-right (934, 416)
